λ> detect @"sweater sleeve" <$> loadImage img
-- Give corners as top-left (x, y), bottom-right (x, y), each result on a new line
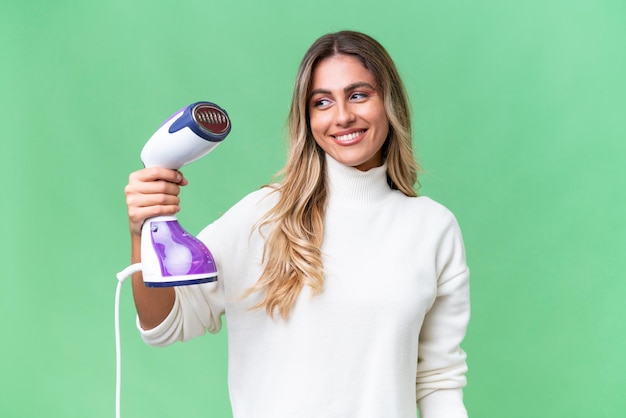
top-left (416, 208), bottom-right (470, 418)
top-left (137, 188), bottom-right (273, 347)
top-left (138, 278), bottom-right (225, 347)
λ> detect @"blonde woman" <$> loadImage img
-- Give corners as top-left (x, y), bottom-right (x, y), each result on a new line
top-left (125, 31), bottom-right (470, 418)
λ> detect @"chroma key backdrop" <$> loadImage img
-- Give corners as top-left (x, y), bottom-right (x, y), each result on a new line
top-left (1, 1), bottom-right (624, 417)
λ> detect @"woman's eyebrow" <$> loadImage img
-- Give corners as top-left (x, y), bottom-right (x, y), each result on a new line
top-left (309, 82), bottom-right (377, 98)
top-left (344, 82), bottom-right (376, 92)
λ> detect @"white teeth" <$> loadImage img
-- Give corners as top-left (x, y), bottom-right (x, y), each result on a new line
top-left (334, 131), bottom-right (364, 142)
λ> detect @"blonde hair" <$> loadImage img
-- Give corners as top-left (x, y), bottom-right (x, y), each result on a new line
top-left (243, 31), bottom-right (420, 318)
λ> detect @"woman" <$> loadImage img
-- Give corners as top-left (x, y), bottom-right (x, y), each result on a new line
top-left (125, 30), bottom-right (470, 418)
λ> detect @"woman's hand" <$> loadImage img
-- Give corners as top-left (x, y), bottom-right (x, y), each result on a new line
top-left (124, 167), bottom-right (188, 236)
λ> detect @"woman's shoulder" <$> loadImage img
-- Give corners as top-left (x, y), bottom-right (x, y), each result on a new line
top-left (402, 194), bottom-right (455, 214)
top-left (235, 185), bottom-right (279, 209)
top-left (198, 186), bottom-right (277, 238)
top-left (396, 194), bottom-right (461, 229)
top-left (216, 185), bottom-right (278, 220)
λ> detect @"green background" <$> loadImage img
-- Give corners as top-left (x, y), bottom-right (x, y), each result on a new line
top-left (1, 0), bottom-right (624, 417)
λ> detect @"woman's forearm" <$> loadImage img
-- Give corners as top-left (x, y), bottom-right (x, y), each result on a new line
top-left (129, 233), bottom-right (176, 330)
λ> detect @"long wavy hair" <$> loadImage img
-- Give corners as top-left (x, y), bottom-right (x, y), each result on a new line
top-left (243, 31), bottom-right (420, 319)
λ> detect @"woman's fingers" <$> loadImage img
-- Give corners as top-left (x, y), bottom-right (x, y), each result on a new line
top-left (125, 167), bottom-right (188, 235)
top-left (125, 178), bottom-right (182, 198)
top-left (131, 167), bottom-right (188, 185)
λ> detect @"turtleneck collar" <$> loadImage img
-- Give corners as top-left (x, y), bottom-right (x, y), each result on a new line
top-left (325, 154), bottom-right (392, 208)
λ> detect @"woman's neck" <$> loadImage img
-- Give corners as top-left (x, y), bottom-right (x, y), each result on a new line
top-left (325, 154), bottom-right (391, 208)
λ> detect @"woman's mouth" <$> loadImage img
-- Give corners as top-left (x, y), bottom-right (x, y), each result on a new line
top-left (332, 130), bottom-right (366, 144)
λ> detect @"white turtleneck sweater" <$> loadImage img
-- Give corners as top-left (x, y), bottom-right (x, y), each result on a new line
top-left (139, 155), bottom-right (470, 418)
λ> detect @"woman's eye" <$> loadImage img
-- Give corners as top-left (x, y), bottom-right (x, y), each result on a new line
top-left (313, 98), bottom-right (332, 108)
top-left (350, 92), bottom-right (369, 101)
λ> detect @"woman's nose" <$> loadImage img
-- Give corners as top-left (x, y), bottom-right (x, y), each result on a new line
top-left (334, 102), bottom-right (356, 126)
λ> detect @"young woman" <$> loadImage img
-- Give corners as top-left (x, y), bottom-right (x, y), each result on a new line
top-left (125, 30), bottom-right (470, 418)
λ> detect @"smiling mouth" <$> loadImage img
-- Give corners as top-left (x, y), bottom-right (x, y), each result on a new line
top-left (333, 130), bottom-right (366, 142)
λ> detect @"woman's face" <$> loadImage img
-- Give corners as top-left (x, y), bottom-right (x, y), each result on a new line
top-left (308, 54), bottom-right (389, 171)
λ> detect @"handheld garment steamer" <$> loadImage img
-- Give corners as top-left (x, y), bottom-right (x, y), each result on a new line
top-left (140, 101), bottom-right (231, 287)
top-left (115, 101), bottom-right (230, 418)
